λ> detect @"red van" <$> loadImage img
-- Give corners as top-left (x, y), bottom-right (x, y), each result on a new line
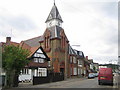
top-left (98, 68), bottom-right (113, 85)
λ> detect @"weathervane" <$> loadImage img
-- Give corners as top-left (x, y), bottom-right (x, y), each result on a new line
top-left (54, 0), bottom-right (55, 5)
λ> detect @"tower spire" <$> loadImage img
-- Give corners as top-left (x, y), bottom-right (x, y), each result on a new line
top-left (54, 0), bottom-right (55, 5)
top-left (45, 1), bottom-right (63, 23)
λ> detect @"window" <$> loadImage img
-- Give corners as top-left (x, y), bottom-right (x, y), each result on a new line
top-left (78, 60), bottom-right (83, 65)
top-left (38, 68), bottom-right (47, 77)
top-left (73, 57), bottom-right (76, 63)
top-left (70, 56), bottom-right (72, 63)
top-left (45, 37), bottom-right (47, 48)
top-left (73, 67), bottom-right (77, 75)
top-left (21, 69), bottom-right (29, 74)
top-left (38, 58), bottom-right (44, 63)
top-left (78, 60), bottom-right (83, 67)
top-left (34, 58), bottom-right (38, 62)
top-left (71, 68), bottom-right (72, 75)
top-left (81, 69), bottom-right (83, 74)
top-left (48, 61), bottom-right (51, 67)
top-left (45, 36), bottom-right (50, 49)
top-left (78, 68), bottom-right (80, 75)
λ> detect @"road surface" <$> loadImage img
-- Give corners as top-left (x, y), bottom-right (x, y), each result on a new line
top-left (18, 74), bottom-right (118, 89)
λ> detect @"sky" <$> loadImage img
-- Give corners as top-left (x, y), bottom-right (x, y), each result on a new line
top-left (0, 0), bottom-right (118, 64)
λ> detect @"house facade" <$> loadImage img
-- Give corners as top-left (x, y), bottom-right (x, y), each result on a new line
top-left (1, 37), bottom-right (50, 82)
top-left (68, 46), bottom-right (78, 78)
top-left (74, 50), bottom-right (85, 77)
top-left (19, 46), bottom-right (50, 82)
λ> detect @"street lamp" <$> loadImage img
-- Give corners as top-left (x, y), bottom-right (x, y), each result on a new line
top-left (72, 45), bottom-right (80, 47)
top-left (71, 45), bottom-right (81, 50)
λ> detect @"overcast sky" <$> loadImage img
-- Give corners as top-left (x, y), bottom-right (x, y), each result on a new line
top-left (0, 0), bottom-right (118, 64)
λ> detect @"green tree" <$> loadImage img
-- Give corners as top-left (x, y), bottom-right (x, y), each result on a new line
top-left (93, 66), bottom-right (96, 71)
top-left (2, 45), bottom-right (30, 88)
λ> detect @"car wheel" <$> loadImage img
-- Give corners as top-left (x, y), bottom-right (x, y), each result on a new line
top-left (110, 83), bottom-right (113, 86)
top-left (98, 81), bottom-right (101, 85)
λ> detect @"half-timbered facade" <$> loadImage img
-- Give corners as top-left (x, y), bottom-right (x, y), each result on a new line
top-left (19, 45), bottom-right (50, 82)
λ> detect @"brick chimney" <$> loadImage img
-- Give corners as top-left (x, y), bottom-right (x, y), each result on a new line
top-left (6, 37), bottom-right (11, 45)
top-left (86, 56), bottom-right (88, 60)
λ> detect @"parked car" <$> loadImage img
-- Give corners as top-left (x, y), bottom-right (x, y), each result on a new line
top-left (88, 73), bottom-right (95, 79)
top-left (94, 73), bottom-right (98, 77)
top-left (98, 68), bottom-right (113, 85)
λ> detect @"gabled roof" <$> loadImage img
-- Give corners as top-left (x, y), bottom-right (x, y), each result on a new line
top-left (19, 40), bottom-right (50, 60)
top-left (10, 42), bottom-right (19, 47)
top-left (30, 46), bottom-right (50, 61)
top-left (29, 46), bottom-right (40, 57)
top-left (45, 3), bottom-right (63, 23)
top-left (0, 41), bottom-right (19, 47)
top-left (23, 36), bottom-right (43, 47)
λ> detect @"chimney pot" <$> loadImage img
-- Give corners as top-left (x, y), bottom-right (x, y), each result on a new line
top-left (6, 37), bottom-right (11, 44)
top-left (86, 56), bottom-right (88, 60)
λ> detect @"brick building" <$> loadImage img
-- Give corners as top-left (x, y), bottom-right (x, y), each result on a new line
top-left (39, 3), bottom-right (69, 79)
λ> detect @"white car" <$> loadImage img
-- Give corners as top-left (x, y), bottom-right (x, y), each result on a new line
top-left (88, 73), bottom-right (95, 79)
top-left (94, 73), bottom-right (98, 77)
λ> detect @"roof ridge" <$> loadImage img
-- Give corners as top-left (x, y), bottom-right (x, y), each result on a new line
top-left (23, 35), bottom-right (41, 42)
top-left (10, 41), bottom-right (19, 44)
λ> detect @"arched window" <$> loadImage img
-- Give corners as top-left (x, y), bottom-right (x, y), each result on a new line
top-left (44, 30), bottom-right (51, 50)
top-left (45, 37), bottom-right (47, 48)
top-left (45, 36), bottom-right (50, 49)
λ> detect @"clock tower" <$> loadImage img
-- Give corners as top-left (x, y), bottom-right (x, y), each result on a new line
top-left (45, 3), bottom-right (63, 28)
top-left (40, 2), bottom-right (69, 79)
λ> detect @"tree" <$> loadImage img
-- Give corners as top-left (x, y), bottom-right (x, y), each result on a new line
top-left (2, 45), bottom-right (30, 88)
top-left (93, 66), bottom-right (96, 71)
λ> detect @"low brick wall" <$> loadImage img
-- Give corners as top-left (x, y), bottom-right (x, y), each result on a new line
top-left (33, 76), bottom-right (50, 85)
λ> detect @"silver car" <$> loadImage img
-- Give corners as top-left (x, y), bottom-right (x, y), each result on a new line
top-left (88, 73), bottom-right (95, 79)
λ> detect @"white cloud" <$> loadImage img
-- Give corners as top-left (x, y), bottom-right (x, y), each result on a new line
top-left (0, 0), bottom-right (118, 64)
